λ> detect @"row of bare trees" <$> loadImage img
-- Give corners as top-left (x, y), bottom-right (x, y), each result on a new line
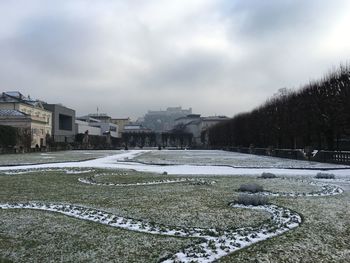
top-left (161, 124), bottom-right (193, 148)
top-left (122, 132), bottom-right (157, 148)
top-left (208, 65), bottom-right (350, 150)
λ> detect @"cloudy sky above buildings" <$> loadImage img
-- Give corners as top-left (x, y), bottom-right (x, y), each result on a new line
top-left (1, 0), bottom-right (350, 119)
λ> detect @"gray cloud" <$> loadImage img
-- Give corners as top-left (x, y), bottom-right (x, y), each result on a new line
top-left (6, 18), bottom-right (98, 75)
top-left (0, 0), bottom-right (349, 118)
top-left (227, 0), bottom-right (343, 37)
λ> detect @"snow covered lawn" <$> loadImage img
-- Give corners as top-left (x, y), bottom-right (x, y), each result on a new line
top-left (0, 150), bottom-right (121, 166)
top-left (0, 150), bottom-right (349, 262)
top-left (133, 150), bottom-right (350, 169)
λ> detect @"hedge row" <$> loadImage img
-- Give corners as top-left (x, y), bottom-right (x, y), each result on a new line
top-left (208, 64), bottom-right (350, 150)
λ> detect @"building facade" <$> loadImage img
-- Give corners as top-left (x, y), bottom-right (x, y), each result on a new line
top-left (110, 118), bottom-right (131, 138)
top-left (43, 104), bottom-right (76, 143)
top-left (75, 120), bottom-right (101, 136)
top-left (142, 106), bottom-right (192, 132)
top-left (76, 114), bottom-right (118, 138)
top-left (173, 115), bottom-right (229, 145)
top-left (0, 92), bottom-right (52, 148)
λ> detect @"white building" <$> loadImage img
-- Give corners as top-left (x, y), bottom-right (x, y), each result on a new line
top-left (75, 120), bottom-right (101, 136)
top-left (174, 115), bottom-right (229, 145)
top-left (142, 106), bottom-right (192, 132)
top-left (76, 115), bottom-right (118, 138)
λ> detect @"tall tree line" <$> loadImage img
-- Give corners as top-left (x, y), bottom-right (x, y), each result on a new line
top-left (208, 65), bottom-right (350, 150)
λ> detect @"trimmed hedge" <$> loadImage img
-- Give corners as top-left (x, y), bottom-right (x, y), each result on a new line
top-left (236, 194), bottom-right (269, 206)
top-left (315, 172), bottom-right (335, 179)
top-left (239, 183), bottom-right (264, 193)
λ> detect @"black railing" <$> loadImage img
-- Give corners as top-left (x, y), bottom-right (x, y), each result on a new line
top-left (314, 151), bottom-right (350, 165)
top-left (224, 147), bottom-right (350, 165)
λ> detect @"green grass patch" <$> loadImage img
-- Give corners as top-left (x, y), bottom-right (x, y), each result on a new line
top-left (0, 167), bottom-right (348, 262)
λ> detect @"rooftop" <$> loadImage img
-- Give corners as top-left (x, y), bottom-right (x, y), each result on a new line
top-left (88, 113), bottom-right (111, 118)
top-left (0, 109), bottom-right (28, 117)
top-left (175, 114), bottom-right (201, 121)
top-left (111, 118), bottom-right (131, 121)
top-left (0, 91), bottom-right (44, 108)
top-left (77, 116), bottom-right (101, 123)
top-left (202, 116), bottom-right (229, 121)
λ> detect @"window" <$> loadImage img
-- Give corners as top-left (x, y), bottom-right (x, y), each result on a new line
top-left (59, 114), bottom-right (73, 131)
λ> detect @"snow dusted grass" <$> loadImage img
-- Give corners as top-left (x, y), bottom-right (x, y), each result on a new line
top-left (0, 169), bottom-right (284, 262)
top-left (0, 209), bottom-right (193, 263)
top-left (83, 170), bottom-right (213, 185)
top-left (221, 182), bottom-right (350, 262)
top-left (0, 149), bottom-right (349, 262)
top-left (133, 150), bottom-right (350, 169)
top-left (0, 170), bottom-right (270, 230)
top-left (0, 201), bottom-right (301, 263)
top-left (0, 150), bottom-right (120, 166)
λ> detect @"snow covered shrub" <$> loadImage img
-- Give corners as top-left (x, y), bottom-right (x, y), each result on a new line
top-left (239, 183), bottom-right (264, 193)
top-left (260, 172), bottom-right (277, 179)
top-left (236, 194), bottom-right (269, 206)
top-left (315, 172), bottom-right (335, 179)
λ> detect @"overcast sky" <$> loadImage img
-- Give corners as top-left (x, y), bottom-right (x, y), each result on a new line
top-left (1, 0), bottom-right (350, 119)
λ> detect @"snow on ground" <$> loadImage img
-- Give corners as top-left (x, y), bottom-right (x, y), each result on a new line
top-left (133, 149), bottom-right (350, 169)
top-left (0, 150), bottom-right (120, 166)
top-left (0, 150), bottom-right (349, 262)
top-left (0, 174), bottom-right (342, 262)
top-left (0, 201), bottom-right (302, 263)
top-left (0, 150), bottom-right (349, 179)
top-left (78, 176), bottom-right (214, 187)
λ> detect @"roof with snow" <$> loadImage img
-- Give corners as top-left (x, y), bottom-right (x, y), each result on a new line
top-left (201, 116), bottom-right (229, 121)
top-left (0, 109), bottom-right (28, 117)
top-left (0, 91), bottom-right (44, 108)
top-left (123, 124), bottom-right (152, 132)
top-left (175, 114), bottom-right (201, 121)
top-left (4, 91), bottom-right (23, 97)
top-left (77, 116), bottom-right (101, 123)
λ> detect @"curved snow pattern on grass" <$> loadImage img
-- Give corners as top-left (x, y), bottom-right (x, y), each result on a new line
top-left (0, 151), bottom-right (345, 262)
top-left (1, 178), bottom-right (343, 262)
top-left (78, 172), bottom-right (215, 187)
top-left (78, 177), bottom-right (211, 186)
top-left (252, 178), bottom-right (344, 197)
top-left (0, 201), bottom-right (301, 263)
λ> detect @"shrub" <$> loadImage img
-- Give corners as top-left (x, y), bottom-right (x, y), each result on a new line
top-left (0, 125), bottom-right (18, 147)
top-left (239, 183), bottom-right (264, 193)
top-left (236, 194), bottom-right (269, 206)
top-left (315, 172), bottom-right (335, 179)
top-left (162, 171), bottom-right (168, 175)
top-left (260, 172), bottom-right (277, 179)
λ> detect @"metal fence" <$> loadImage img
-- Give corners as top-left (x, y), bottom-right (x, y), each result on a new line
top-left (224, 147), bottom-right (350, 165)
top-left (314, 151), bottom-right (350, 165)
